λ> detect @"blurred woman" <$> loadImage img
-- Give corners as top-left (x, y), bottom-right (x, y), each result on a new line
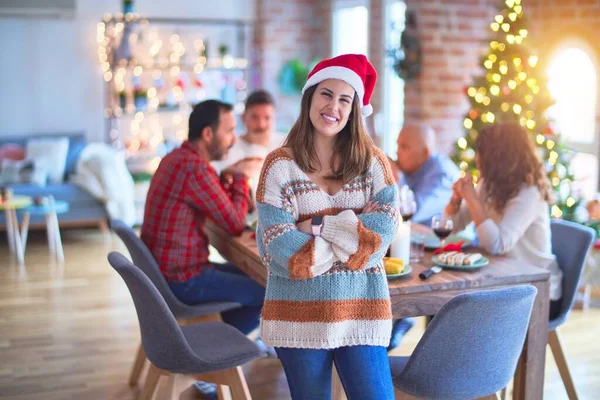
top-left (446, 122), bottom-right (561, 315)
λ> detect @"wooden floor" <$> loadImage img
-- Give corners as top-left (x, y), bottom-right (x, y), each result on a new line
top-left (1, 228), bottom-right (599, 400)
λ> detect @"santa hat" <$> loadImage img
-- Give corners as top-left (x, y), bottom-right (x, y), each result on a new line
top-left (301, 54), bottom-right (377, 117)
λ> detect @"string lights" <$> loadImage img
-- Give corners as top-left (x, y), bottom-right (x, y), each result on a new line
top-left (98, 13), bottom-right (249, 167)
top-left (453, 0), bottom-right (583, 220)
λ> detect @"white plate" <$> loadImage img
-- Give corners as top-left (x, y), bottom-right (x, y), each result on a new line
top-left (386, 265), bottom-right (412, 279)
top-left (431, 254), bottom-right (489, 270)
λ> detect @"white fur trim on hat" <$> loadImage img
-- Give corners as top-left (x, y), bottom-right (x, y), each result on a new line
top-left (362, 103), bottom-right (373, 117)
top-left (301, 66), bottom-right (365, 106)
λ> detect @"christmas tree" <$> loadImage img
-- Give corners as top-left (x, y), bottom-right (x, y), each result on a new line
top-left (452, 0), bottom-right (582, 221)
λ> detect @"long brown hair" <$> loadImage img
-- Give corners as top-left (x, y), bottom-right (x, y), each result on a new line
top-left (476, 123), bottom-right (552, 212)
top-left (283, 84), bottom-right (373, 182)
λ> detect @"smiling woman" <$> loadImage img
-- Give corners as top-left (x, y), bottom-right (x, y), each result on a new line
top-left (255, 54), bottom-right (399, 400)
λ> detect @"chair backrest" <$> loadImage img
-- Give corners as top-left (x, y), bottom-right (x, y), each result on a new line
top-left (110, 219), bottom-right (188, 314)
top-left (107, 251), bottom-right (209, 372)
top-left (550, 218), bottom-right (595, 325)
top-left (394, 286), bottom-right (537, 400)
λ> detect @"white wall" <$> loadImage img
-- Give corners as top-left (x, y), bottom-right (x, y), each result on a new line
top-left (0, 0), bottom-right (255, 142)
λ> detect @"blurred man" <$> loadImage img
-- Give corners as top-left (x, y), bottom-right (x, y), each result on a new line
top-left (391, 123), bottom-right (460, 226)
top-left (387, 124), bottom-right (460, 351)
top-left (142, 99), bottom-right (265, 337)
top-left (212, 90), bottom-right (284, 199)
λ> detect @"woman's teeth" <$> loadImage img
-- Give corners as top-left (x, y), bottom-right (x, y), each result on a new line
top-left (322, 114), bottom-right (337, 123)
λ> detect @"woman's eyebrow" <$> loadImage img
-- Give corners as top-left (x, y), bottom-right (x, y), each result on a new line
top-left (321, 87), bottom-right (353, 100)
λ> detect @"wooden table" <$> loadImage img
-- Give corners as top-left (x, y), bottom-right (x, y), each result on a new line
top-left (206, 222), bottom-right (550, 400)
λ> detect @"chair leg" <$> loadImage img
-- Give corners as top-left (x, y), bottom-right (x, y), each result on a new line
top-left (223, 366), bottom-right (252, 400)
top-left (129, 343), bottom-right (147, 386)
top-left (195, 367), bottom-right (250, 400)
top-left (178, 313), bottom-right (223, 326)
top-left (393, 387), bottom-right (420, 399)
top-left (139, 364), bottom-right (163, 400)
top-left (164, 373), bottom-right (187, 400)
top-left (99, 219), bottom-right (110, 236)
top-left (217, 384), bottom-right (232, 400)
top-left (548, 329), bottom-right (579, 400)
top-left (332, 365), bottom-right (346, 400)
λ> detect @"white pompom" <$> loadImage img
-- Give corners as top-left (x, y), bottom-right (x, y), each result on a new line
top-left (362, 104), bottom-right (373, 117)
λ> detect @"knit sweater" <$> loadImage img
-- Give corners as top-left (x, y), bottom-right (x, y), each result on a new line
top-left (255, 147), bottom-right (400, 349)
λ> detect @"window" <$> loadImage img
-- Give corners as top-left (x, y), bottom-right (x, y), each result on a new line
top-left (547, 47), bottom-right (597, 145)
top-left (547, 45), bottom-right (598, 197)
top-left (332, 0), bottom-right (368, 57)
top-left (380, 0), bottom-right (406, 157)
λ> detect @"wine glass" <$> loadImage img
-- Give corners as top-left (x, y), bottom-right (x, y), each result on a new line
top-left (399, 186), bottom-right (417, 223)
top-left (431, 214), bottom-right (454, 249)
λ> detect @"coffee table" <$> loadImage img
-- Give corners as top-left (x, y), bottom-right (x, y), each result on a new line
top-left (1, 195), bottom-right (32, 264)
top-left (20, 198), bottom-right (70, 262)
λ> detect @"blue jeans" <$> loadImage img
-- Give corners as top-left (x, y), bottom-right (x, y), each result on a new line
top-left (276, 346), bottom-right (395, 400)
top-left (168, 263), bottom-right (265, 335)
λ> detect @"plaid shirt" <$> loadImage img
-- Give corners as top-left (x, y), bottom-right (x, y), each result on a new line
top-left (141, 141), bottom-right (250, 282)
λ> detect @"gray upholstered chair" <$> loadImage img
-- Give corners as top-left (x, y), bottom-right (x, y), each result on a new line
top-left (110, 219), bottom-right (241, 385)
top-left (390, 286), bottom-right (537, 400)
top-left (108, 252), bottom-right (264, 400)
top-left (547, 219), bottom-right (595, 399)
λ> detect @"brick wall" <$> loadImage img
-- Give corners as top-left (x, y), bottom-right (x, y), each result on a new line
top-left (253, 0), bottom-right (331, 131)
top-left (385, 0), bottom-right (600, 154)
top-left (251, 0), bottom-right (600, 153)
top-left (401, 0), bottom-right (497, 154)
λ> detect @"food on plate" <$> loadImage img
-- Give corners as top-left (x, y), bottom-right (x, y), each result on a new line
top-left (384, 257), bottom-right (405, 274)
top-left (438, 252), bottom-right (483, 266)
top-left (437, 251), bottom-right (458, 264)
top-left (463, 253), bottom-right (482, 265)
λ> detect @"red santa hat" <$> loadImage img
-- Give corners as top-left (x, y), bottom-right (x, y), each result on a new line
top-left (302, 53), bottom-right (377, 117)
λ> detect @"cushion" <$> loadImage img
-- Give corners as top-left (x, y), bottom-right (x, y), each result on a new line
top-left (26, 137), bottom-right (69, 183)
top-left (0, 144), bottom-right (26, 162)
top-left (0, 159), bottom-right (48, 186)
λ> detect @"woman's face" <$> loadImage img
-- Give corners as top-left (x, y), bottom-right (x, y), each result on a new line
top-left (309, 79), bottom-right (355, 138)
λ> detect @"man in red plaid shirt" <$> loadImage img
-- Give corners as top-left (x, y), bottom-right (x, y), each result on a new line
top-left (141, 100), bottom-right (265, 336)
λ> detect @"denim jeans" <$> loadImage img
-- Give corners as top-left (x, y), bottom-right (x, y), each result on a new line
top-left (168, 263), bottom-right (265, 335)
top-left (276, 345), bottom-right (395, 400)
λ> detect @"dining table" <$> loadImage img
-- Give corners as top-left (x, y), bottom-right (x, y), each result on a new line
top-left (205, 221), bottom-right (551, 400)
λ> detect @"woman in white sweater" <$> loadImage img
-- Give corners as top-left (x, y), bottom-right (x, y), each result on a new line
top-left (446, 123), bottom-right (561, 315)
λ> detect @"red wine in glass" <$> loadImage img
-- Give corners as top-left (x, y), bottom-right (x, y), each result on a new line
top-left (401, 212), bottom-right (413, 221)
top-left (433, 228), bottom-right (452, 239)
top-left (431, 214), bottom-right (454, 249)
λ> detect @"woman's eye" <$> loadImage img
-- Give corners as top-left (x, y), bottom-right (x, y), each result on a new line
top-left (322, 92), bottom-right (331, 98)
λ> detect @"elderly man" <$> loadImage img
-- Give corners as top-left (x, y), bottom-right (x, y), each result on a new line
top-left (390, 123), bottom-right (460, 226)
top-left (387, 124), bottom-right (460, 351)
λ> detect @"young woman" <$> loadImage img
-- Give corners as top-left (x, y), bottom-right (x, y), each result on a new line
top-left (446, 122), bottom-right (561, 315)
top-left (255, 54), bottom-right (398, 399)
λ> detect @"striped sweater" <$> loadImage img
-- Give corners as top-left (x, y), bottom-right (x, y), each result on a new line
top-left (256, 147), bottom-right (400, 349)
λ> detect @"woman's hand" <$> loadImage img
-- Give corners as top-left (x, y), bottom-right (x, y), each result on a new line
top-left (296, 219), bottom-right (313, 235)
top-left (445, 190), bottom-right (462, 216)
top-left (362, 201), bottom-right (379, 214)
top-left (453, 175), bottom-right (477, 202)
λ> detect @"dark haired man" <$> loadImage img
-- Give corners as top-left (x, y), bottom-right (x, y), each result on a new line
top-left (142, 99), bottom-right (265, 338)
